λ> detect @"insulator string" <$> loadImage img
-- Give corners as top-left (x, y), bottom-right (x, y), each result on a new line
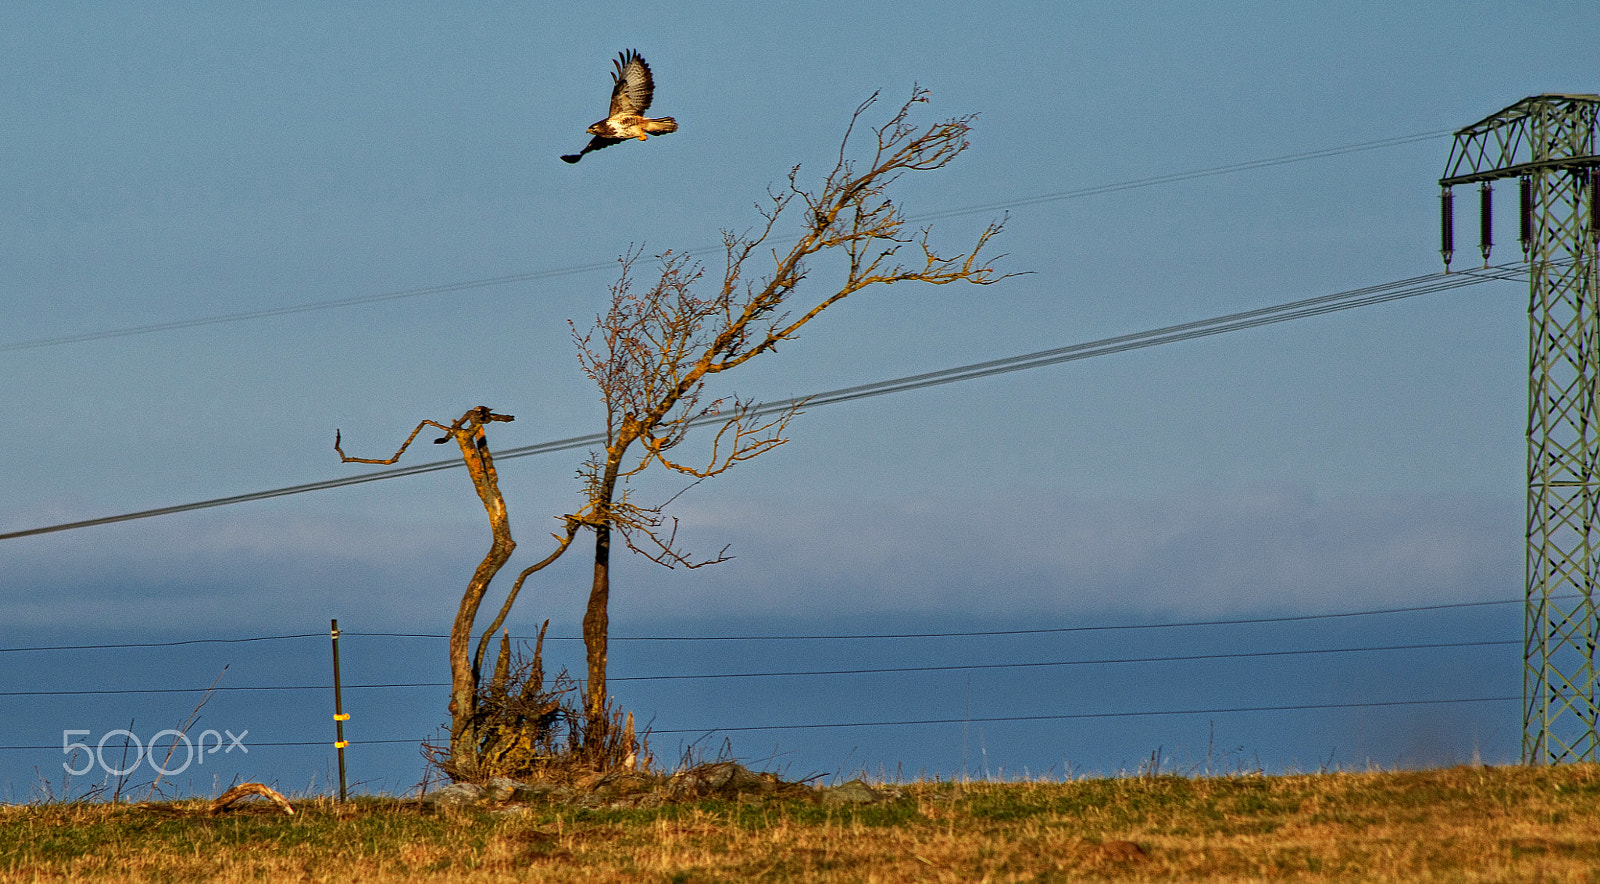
top-left (1440, 187), bottom-right (1455, 270)
top-left (1479, 182), bottom-right (1494, 267)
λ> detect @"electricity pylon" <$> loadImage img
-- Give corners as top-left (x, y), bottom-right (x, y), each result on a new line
top-left (1440, 94), bottom-right (1600, 764)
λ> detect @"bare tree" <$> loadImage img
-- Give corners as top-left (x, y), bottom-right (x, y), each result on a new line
top-left (335, 406), bottom-right (579, 780)
top-left (568, 87), bottom-right (1010, 744)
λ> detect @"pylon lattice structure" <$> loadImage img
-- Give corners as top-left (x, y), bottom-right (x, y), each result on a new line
top-left (1441, 94), bottom-right (1600, 764)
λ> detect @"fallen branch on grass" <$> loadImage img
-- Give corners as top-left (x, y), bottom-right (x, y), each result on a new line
top-left (210, 783), bottom-right (294, 816)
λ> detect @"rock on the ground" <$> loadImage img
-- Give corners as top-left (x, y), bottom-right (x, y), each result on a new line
top-left (486, 777), bottom-right (527, 802)
top-left (423, 782), bottom-right (487, 807)
top-left (669, 762), bottom-right (773, 799)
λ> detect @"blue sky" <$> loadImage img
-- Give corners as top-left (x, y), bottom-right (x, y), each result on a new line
top-left (1, 2), bottom-right (1594, 795)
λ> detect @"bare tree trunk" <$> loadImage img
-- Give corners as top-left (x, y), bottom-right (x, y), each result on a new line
top-left (583, 520), bottom-right (611, 749)
top-left (445, 430), bottom-right (514, 778)
top-left (439, 409), bottom-right (517, 780)
top-left (581, 449), bottom-right (627, 747)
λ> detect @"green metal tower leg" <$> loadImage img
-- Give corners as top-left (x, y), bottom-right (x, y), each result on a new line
top-left (1442, 94), bottom-right (1600, 764)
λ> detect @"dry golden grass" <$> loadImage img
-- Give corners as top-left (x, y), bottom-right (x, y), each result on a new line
top-left (4, 763), bottom-right (1600, 882)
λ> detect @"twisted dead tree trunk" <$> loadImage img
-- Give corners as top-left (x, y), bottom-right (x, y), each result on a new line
top-left (336, 405), bottom-right (577, 780)
top-left (569, 87), bottom-right (1011, 746)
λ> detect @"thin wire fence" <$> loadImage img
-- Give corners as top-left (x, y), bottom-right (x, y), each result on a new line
top-left (0, 593), bottom-right (1525, 753)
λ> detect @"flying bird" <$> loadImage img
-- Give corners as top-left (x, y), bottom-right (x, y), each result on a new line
top-left (560, 50), bottom-right (678, 164)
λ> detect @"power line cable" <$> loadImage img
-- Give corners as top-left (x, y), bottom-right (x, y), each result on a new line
top-left (912, 129), bottom-right (1454, 222)
top-left (0, 738), bottom-right (424, 750)
top-left (0, 637), bottom-right (1515, 697)
top-left (609, 639), bottom-right (1518, 682)
top-left (0, 695), bottom-right (1519, 749)
top-left (0, 634), bottom-right (322, 654)
top-left (748, 265), bottom-right (1523, 409)
top-left (0, 593), bottom-right (1538, 654)
top-left (352, 595), bottom-right (1534, 643)
top-left (0, 128), bottom-right (1453, 356)
top-left (647, 695), bottom-right (1520, 735)
top-left (0, 264), bottom-right (1522, 543)
top-left (0, 266), bottom-right (614, 354)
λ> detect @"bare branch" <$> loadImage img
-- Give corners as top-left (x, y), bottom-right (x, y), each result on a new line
top-left (647, 399), bottom-right (801, 480)
top-left (334, 420), bottom-right (451, 464)
top-left (471, 518), bottom-right (581, 684)
top-left (616, 512), bottom-right (734, 570)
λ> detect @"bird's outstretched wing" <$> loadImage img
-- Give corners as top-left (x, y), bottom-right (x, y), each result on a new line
top-left (607, 50), bottom-right (654, 117)
top-left (560, 135), bottom-right (625, 164)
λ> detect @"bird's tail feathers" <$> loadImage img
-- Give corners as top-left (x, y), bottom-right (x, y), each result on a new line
top-left (645, 117), bottom-right (678, 134)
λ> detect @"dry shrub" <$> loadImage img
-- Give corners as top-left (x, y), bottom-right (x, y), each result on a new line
top-left (424, 624), bottom-right (650, 785)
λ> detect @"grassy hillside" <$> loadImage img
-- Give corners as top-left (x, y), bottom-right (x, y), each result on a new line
top-left (3, 763), bottom-right (1599, 882)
